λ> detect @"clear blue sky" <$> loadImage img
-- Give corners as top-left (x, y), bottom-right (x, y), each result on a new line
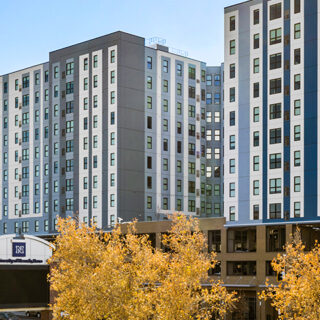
top-left (0, 0), bottom-right (240, 75)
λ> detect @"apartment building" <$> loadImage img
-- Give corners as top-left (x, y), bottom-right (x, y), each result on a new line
top-left (224, 0), bottom-right (318, 225)
top-left (0, 31), bottom-right (223, 236)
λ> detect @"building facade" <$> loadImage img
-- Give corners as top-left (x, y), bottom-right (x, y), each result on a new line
top-left (224, 0), bottom-right (319, 225)
top-left (0, 32), bottom-right (223, 236)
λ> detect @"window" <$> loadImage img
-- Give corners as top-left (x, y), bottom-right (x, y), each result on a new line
top-left (230, 87), bottom-right (235, 102)
top-left (253, 107), bottom-right (259, 122)
top-left (147, 56), bottom-right (152, 69)
top-left (66, 198), bottom-right (74, 211)
top-left (188, 143), bottom-right (195, 155)
top-left (110, 112), bottom-right (114, 125)
top-left (206, 74), bottom-right (212, 86)
top-left (177, 63), bottom-right (182, 76)
top-left (147, 76), bottom-right (152, 89)
top-left (253, 82), bottom-right (259, 98)
top-left (253, 58), bottom-right (259, 73)
top-left (253, 9), bottom-right (259, 25)
top-left (253, 33), bottom-right (259, 49)
top-left (270, 28), bottom-right (282, 45)
top-left (270, 178), bottom-right (281, 194)
top-left (93, 95), bottom-right (98, 108)
top-left (294, 176), bottom-right (301, 192)
top-left (270, 153), bottom-right (282, 169)
top-left (294, 151), bottom-right (301, 166)
top-left (66, 159), bottom-right (74, 172)
top-left (270, 78), bottom-right (281, 94)
top-left (163, 80), bottom-right (168, 92)
top-left (229, 206), bottom-right (236, 221)
top-left (189, 162), bottom-right (195, 174)
top-left (294, 0), bottom-right (301, 13)
top-left (66, 62), bottom-right (74, 75)
top-left (229, 183), bottom-right (236, 197)
top-left (188, 105), bottom-right (195, 118)
top-left (294, 99), bottom-right (301, 116)
top-left (253, 156), bottom-right (259, 171)
top-left (22, 94), bottom-right (29, 106)
top-left (189, 66), bottom-right (195, 80)
top-left (93, 75), bottom-right (98, 87)
top-left (270, 128), bottom-right (281, 144)
top-left (294, 48), bottom-right (301, 65)
top-left (229, 159), bottom-right (235, 174)
top-left (54, 85), bottom-right (59, 97)
top-left (270, 53), bottom-right (282, 69)
top-left (230, 16), bottom-right (235, 31)
top-left (66, 120), bottom-right (74, 133)
top-left (66, 140), bottom-right (74, 153)
top-left (253, 180), bottom-right (260, 195)
top-left (176, 160), bottom-right (181, 173)
top-left (84, 58), bottom-right (88, 70)
top-left (270, 103), bottom-right (281, 119)
top-left (253, 131), bottom-right (259, 146)
top-left (176, 102), bottom-right (182, 115)
top-left (110, 132), bottom-right (115, 145)
top-left (270, 3), bottom-right (281, 20)
top-left (163, 60), bottom-right (169, 73)
top-left (294, 125), bottom-right (301, 141)
top-left (206, 93), bottom-right (212, 104)
top-left (230, 111), bottom-right (235, 126)
top-left (230, 40), bottom-right (236, 55)
top-left (22, 76), bottom-right (29, 88)
top-left (110, 70), bottom-right (115, 83)
top-left (93, 135), bottom-right (98, 148)
top-left (93, 55), bottom-right (98, 68)
top-left (147, 96), bottom-right (152, 109)
top-left (294, 23), bottom-right (301, 39)
top-left (189, 86), bottom-right (195, 98)
top-left (269, 203), bottom-right (281, 219)
top-left (147, 136), bottom-right (152, 149)
top-left (294, 202), bottom-right (301, 217)
top-left (230, 135), bottom-right (235, 150)
top-left (214, 74), bottom-right (221, 86)
top-left (83, 97), bottom-right (88, 110)
top-left (294, 74), bottom-right (301, 90)
top-left (84, 78), bottom-right (88, 90)
top-left (107, 91), bottom-right (114, 106)
top-left (188, 200), bottom-right (195, 213)
top-left (110, 50), bottom-right (116, 63)
top-left (177, 122), bottom-right (182, 134)
top-left (214, 93), bottom-right (221, 104)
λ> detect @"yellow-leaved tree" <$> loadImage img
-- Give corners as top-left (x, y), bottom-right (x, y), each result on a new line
top-left (260, 231), bottom-right (320, 320)
top-left (49, 214), bottom-right (236, 320)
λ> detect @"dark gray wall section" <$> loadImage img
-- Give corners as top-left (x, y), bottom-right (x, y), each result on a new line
top-left (117, 36), bottom-right (145, 222)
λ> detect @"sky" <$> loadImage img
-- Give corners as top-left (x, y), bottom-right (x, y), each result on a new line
top-left (0, 0), bottom-right (241, 75)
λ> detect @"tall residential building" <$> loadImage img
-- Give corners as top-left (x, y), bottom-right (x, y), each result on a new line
top-left (0, 31), bottom-right (223, 235)
top-left (224, 0), bottom-right (317, 225)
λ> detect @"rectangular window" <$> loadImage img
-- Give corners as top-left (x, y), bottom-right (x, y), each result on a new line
top-left (163, 79), bottom-right (168, 92)
top-left (270, 28), bottom-right (282, 45)
top-left (270, 103), bottom-right (281, 119)
top-left (93, 55), bottom-right (98, 68)
top-left (93, 75), bottom-right (98, 88)
top-left (294, 74), bottom-right (301, 90)
top-left (270, 128), bottom-right (281, 144)
top-left (294, 48), bottom-right (301, 65)
top-left (230, 135), bottom-right (235, 150)
top-left (229, 159), bottom-right (235, 174)
top-left (270, 153), bottom-right (281, 169)
top-left (294, 0), bottom-right (301, 13)
top-left (253, 107), bottom-right (259, 122)
top-left (270, 53), bottom-right (282, 69)
top-left (177, 63), bottom-right (182, 76)
top-left (294, 151), bottom-right (301, 166)
top-left (84, 58), bottom-right (88, 70)
top-left (253, 9), bottom-right (259, 25)
top-left (253, 156), bottom-right (259, 171)
top-left (229, 206), bottom-right (236, 221)
top-left (147, 56), bottom-right (152, 69)
top-left (229, 63), bottom-right (235, 79)
top-left (270, 178), bottom-right (282, 194)
top-left (294, 202), bottom-right (301, 217)
top-left (253, 58), bottom-right (259, 73)
top-left (253, 180), bottom-right (260, 195)
top-left (230, 40), bottom-right (236, 55)
top-left (66, 81), bottom-right (74, 94)
top-left (269, 203), bottom-right (281, 219)
top-left (189, 86), bottom-right (195, 98)
top-left (294, 125), bottom-right (301, 141)
top-left (253, 131), bottom-right (259, 147)
top-left (294, 23), bottom-right (301, 39)
top-left (110, 70), bottom-right (115, 83)
top-left (110, 91), bottom-right (115, 104)
top-left (163, 60), bottom-right (169, 73)
top-left (294, 176), bottom-right (301, 192)
top-left (294, 99), bottom-right (301, 116)
top-left (230, 87), bottom-right (235, 102)
top-left (66, 62), bottom-right (74, 75)
top-left (230, 16), bottom-right (235, 31)
top-left (270, 3), bottom-right (281, 20)
top-left (270, 78), bottom-right (282, 94)
top-left (229, 111), bottom-right (235, 126)
top-left (253, 33), bottom-right (259, 49)
top-left (147, 76), bottom-right (152, 89)
top-left (229, 183), bottom-right (235, 197)
top-left (253, 82), bottom-right (259, 98)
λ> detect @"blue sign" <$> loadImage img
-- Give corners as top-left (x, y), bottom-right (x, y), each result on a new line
top-left (12, 242), bottom-right (26, 257)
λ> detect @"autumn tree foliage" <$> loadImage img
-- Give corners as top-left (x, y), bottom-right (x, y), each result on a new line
top-left (49, 214), bottom-right (236, 320)
top-left (260, 231), bottom-right (320, 320)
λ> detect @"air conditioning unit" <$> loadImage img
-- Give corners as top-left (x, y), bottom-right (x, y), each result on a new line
top-left (196, 133), bottom-right (200, 139)
top-left (284, 9), bottom-right (290, 20)
top-left (19, 85), bottom-right (22, 92)
top-left (61, 110), bottom-right (65, 117)
top-left (196, 95), bottom-right (200, 102)
top-left (196, 189), bottom-right (200, 197)
top-left (285, 136), bottom-right (290, 146)
top-left (62, 91), bottom-right (66, 98)
top-left (61, 187), bottom-right (65, 194)
top-left (19, 139), bottom-right (22, 145)
top-left (284, 110), bottom-right (290, 121)
top-left (196, 114), bottom-right (200, 121)
top-left (61, 148), bottom-right (65, 155)
top-left (19, 174), bottom-right (22, 181)
top-left (196, 79), bottom-right (200, 84)
top-left (285, 186), bottom-right (290, 197)
top-left (62, 71), bottom-right (66, 79)
top-left (19, 157), bottom-right (22, 163)
top-left (19, 210), bottom-right (22, 217)
top-left (284, 35), bottom-right (290, 46)
top-left (19, 103), bottom-right (22, 109)
top-left (61, 129), bottom-right (65, 137)
top-left (19, 121), bottom-right (22, 127)
top-left (284, 211), bottom-right (290, 220)
top-left (61, 167), bottom-right (65, 175)
top-left (19, 192), bottom-right (22, 199)
top-left (196, 208), bottom-right (200, 215)
top-left (196, 170), bottom-right (200, 177)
